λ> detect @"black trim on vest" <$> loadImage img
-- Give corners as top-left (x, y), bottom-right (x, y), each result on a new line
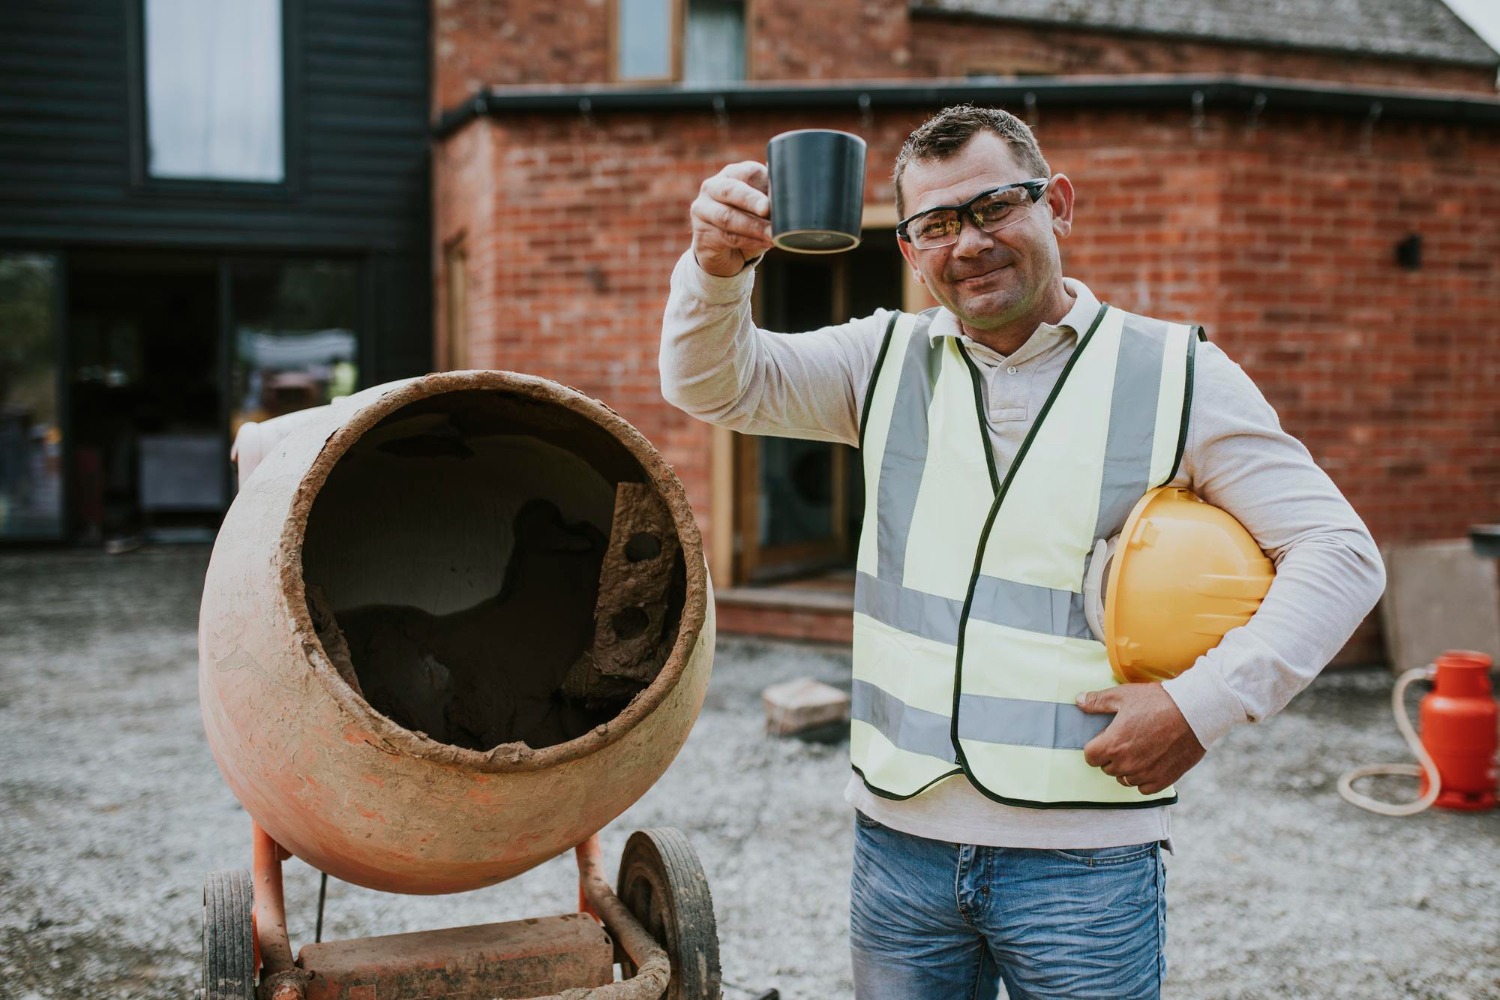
top-left (958, 343), bottom-right (1001, 494)
top-left (1166, 325), bottom-right (1201, 485)
top-left (858, 312), bottom-right (902, 451)
top-left (962, 785), bottom-right (1177, 811)
top-left (852, 762), bottom-right (962, 801)
top-left (854, 763), bottom-right (1178, 809)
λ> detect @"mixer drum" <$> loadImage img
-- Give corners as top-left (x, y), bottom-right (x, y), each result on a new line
top-left (198, 372), bottom-right (714, 895)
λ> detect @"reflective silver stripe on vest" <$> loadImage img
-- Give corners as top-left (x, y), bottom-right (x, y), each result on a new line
top-left (956, 694), bottom-right (1111, 750)
top-left (855, 572), bottom-right (1093, 645)
top-left (968, 575), bottom-right (1092, 640)
top-left (851, 679), bottom-right (958, 763)
top-left (855, 571), bottom-right (963, 645)
top-left (875, 313), bottom-right (937, 584)
top-left (1094, 313), bottom-right (1167, 539)
top-left (852, 680), bottom-right (1111, 757)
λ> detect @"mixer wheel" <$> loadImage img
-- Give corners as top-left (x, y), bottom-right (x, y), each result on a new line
top-left (202, 870), bottom-right (257, 1000)
top-left (617, 828), bottom-right (722, 1000)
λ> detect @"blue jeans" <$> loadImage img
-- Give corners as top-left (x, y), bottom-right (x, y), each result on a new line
top-left (850, 811), bottom-right (1166, 1000)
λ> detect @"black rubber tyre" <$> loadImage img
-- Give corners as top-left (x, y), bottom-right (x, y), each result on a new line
top-left (617, 828), bottom-right (722, 1000)
top-left (202, 870), bottom-right (257, 1000)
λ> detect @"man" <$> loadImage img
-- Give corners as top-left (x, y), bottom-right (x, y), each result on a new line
top-left (660, 105), bottom-right (1384, 999)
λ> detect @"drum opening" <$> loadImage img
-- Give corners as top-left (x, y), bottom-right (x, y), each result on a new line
top-left (300, 388), bottom-right (687, 752)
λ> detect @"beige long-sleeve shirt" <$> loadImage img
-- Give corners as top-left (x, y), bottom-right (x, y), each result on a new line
top-left (660, 250), bottom-right (1386, 850)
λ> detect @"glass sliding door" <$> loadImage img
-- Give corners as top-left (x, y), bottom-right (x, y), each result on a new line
top-left (0, 253), bottom-right (64, 540)
top-left (229, 258), bottom-right (360, 437)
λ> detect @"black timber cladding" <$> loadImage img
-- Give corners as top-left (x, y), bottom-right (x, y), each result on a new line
top-left (0, 0), bottom-right (432, 381)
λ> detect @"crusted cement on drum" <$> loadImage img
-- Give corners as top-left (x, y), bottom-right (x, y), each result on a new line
top-left (564, 483), bottom-right (685, 706)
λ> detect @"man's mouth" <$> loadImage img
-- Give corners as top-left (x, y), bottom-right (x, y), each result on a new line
top-left (953, 263), bottom-right (1011, 285)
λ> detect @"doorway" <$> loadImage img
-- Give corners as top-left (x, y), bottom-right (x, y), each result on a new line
top-left (735, 229), bottom-right (906, 584)
top-left (67, 251), bottom-right (223, 544)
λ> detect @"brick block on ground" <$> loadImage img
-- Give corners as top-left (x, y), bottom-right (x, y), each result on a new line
top-left (762, 677), bottom-right (851, 737)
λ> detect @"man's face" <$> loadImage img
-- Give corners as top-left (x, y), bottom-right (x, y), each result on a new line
top-left (897, 132), bottom-right (1073, 335)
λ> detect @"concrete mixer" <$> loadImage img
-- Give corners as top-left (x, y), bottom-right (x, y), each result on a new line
top-left (197, 371), bottom-right (720, 1000)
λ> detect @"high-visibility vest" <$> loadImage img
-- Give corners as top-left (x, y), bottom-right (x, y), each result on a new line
top-left (851, 303), bottom-right (1200, 808)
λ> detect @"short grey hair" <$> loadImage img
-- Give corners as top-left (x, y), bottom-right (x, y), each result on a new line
top-left (894, 105), bottom-right (1050, 218)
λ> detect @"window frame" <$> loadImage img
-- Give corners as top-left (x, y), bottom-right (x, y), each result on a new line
top-left (125, 0), bottom-right (303, 200)
top-left (442, 237), bottom-right (470, 372)
top-left (609, 0), bottom-right (685, 84)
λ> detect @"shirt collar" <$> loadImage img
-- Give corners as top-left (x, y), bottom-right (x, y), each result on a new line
top-left (925, 278), bottom-right (1102, 365)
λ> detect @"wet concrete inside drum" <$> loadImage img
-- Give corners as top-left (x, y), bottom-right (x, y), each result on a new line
top-left (301, 389), bottom-right (686, 753)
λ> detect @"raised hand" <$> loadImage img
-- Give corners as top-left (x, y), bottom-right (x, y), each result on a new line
top-left (690, 160), bottom-right (774, 277)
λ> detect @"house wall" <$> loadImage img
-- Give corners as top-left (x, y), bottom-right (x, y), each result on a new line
top-left (434, 102), bottom-right (1500, 662)
top-left (429, 0), bottom-right (1499, 101)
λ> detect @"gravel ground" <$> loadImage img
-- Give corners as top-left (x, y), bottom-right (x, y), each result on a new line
top-left (1, 547), bottom-right (1498, 1000)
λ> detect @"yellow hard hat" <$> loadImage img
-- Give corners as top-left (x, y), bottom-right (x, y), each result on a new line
top-left (1083, 487), bottom-right (1275, 684)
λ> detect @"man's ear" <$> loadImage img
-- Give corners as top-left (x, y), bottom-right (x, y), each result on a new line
top-left (1048, 173), bottom-right (1076, 240)
top-left (898, 236), bottom-right (926, 285)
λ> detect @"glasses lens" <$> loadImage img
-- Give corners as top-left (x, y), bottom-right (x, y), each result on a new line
top-left (911, 210), bottom-right (961, 249)
top-left (970, 187), bottom-right (1033, 233)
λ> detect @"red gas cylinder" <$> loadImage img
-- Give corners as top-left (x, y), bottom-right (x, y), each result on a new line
top-left (1419, 650), bottom-right (1499, 811)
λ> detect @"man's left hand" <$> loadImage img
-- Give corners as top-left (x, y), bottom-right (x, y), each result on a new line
top-left (1077, 683), bottom-right (1205, 795)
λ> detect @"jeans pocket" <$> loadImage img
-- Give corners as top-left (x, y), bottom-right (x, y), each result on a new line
top-left (854, 809), bottom-right (883, 831)
top-left (1044, 842), bottom-right (1157, 867)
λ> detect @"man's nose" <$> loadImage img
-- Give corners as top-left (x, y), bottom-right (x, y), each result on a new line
top-left (950, 216), bottom-right (995, 257)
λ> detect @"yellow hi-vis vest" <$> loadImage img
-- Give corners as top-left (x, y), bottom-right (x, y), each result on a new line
top-left (851, 303), bottom-right (1200, 808)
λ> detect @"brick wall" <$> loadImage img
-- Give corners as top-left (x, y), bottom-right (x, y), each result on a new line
top-left (908, 18), bottom-right (1499, 94)
top-left (434, 103), bottom-right (1500, 663)
top-left (432, 0), bottom-right (609, 111)
top-left (747, 0), bottom-right (913, 81)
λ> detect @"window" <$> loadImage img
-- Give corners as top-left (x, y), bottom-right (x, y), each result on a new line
top-left (683, 0), bottom-right (745, 84)
top-left (616, 0), bottom-right (676, 81)
top-left (144, 0), bottom-right (284, 182)
top-left (614, 0), bottom-right (744, 83)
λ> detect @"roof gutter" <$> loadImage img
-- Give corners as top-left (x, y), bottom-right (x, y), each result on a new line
top-left (433, 74), bottom-right (1500, 139)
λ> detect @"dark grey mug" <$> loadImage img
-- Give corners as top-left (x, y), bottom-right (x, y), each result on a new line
top-left (767, 129), bottom-right (867, 254)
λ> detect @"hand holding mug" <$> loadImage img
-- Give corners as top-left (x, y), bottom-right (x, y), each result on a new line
top-left (690, 161), bottom-right (773, 278)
